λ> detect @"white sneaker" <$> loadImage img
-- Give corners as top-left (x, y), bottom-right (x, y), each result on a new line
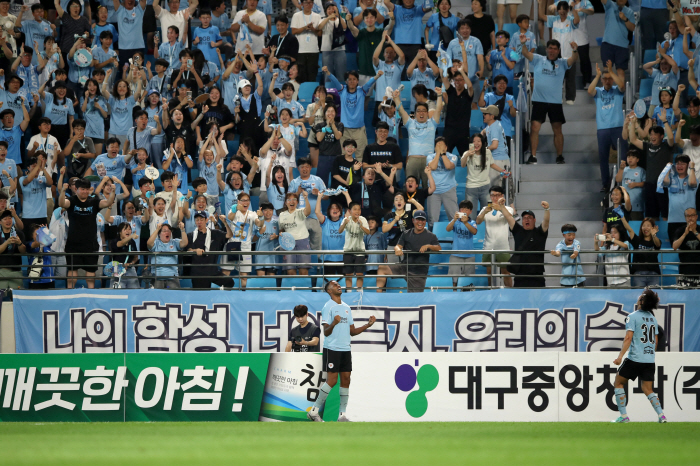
top-left (337, 412), bottom-right (351, 422)
top-left (307, 408), bottom-right (324, 422)
top-left (566, 100), bottom-right (575, 105)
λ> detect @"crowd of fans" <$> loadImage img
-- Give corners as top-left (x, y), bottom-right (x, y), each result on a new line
top-left (0, 0), bottom-right (697, 292)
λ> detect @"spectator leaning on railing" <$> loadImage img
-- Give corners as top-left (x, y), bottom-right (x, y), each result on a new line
top-left (0, 209), bottom-right (26, 292)
top-left (672, 207), bottom-right (700, 288)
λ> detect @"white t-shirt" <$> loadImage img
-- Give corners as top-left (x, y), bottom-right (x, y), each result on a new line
top-left (233, 9), bottom-right (268, 54)
top-left (682, 139), bottom-right (700, 180)
top-left (258, 146), bottom-right (296, 192)
top-left (463, 149), bottom-right (494, 189)
top-left (291, 11), bottom-right (322, 54)
top-left (27, 134), bottom-right (61, 198)
top-left (321, 19), bottom-right (345, 52)
top-left (229, 209), bottom-right (258, 245)
top-left (279, 209), bottom-right (309, 240)
top-left (157, 9), bottom-right (189, 48)
top-left (343, 216), bottom-right (369, 252)
top-left (480, 206), bottom-right (514, 251)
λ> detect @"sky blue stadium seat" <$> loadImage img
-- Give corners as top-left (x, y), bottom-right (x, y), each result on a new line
top-left (661, 264), bottom-right (678, 286)
top-left (400, 81), bottom-right (411, 104)
top-left (346, 53), bottom-right (358, 72)
top-left (281, 277), bottom-right (313, 291)
top-left (457, 275), bottom-right (488, 290)
top-left (643, 49), bottom-right (657, 64)
top-left (298, 82), bottom-right (317, 106)
top-left (387, 277), bottom-right (407, 292)
top-left (425, 276), bottom-right (454, 291)
top-left (432, 221), bottom-right (451, 239)
top-left (639, 79), bottom-right (653, 99)
top-left (470, 109), bottom-right (484, 134)
top-left (246, 277), bottom-right (277, 289)
top-left (455, 166), bottom-right (467, 189)
top-left (502, 23), bottom-right (520, 38)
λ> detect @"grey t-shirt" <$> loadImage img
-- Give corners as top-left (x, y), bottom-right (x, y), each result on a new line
top-left (397, 228), bottom-right (440, 273)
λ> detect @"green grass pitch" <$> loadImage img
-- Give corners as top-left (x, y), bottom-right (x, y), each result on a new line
top-left (1, 422), bottom-right (698, 465)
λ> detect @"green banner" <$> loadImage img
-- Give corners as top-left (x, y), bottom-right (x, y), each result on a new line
top-left (0, 354), bottom-right (341, 422)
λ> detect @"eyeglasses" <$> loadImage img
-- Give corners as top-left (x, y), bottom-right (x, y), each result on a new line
top-left (686, 213), bottom-right (698, 218)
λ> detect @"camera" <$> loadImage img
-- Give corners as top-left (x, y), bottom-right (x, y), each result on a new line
top-left (457, 212), bottom-right (466, 218)
top-left (597, 234), bottom-right (607, 241)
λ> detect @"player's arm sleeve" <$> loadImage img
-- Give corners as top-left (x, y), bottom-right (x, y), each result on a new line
top-left (321, 305), bottom-right (329, 325)
top-left (625, 313), bottom-right (635, 332)
top-left (348, 310), bottom-right (354, 326)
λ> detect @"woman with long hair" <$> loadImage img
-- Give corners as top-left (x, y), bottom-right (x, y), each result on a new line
top-left (162, 136), bottom-right (193, 189)
top-left (196, 86), bottom-right (234, 143)
top-left (316, 200), bottom-right (345, 278)
top-left (108, 223), bottom-right (141, 289)
top-left (620, 216), bottom-right (662, 287)
top-left (305, 85), bottom-right (329, 167)
top-left (144, 90), bottom-right (165, 169)
top-left (37, 79), bottom-right (74, 148)
top-left (314, 104), bottom-right (344, 187)
top-left (595, 224), bottom-right (633, 288)
top-left (80, 78), bottom-right (109, 156)
top-left (278, 191), bottom-right (311, 276)
top-left (603, 186), bottom-right (632, 234)
top-left (267, 165), bottom-right (289, 215)
top-left (461, 133), bottom-right (504, 220)
top-left (102, 71), bottom-right (141, 146)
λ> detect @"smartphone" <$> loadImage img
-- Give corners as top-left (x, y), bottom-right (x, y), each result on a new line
top-left (155, 31), bottom-right (160, 42)
top-left (488, 202), bottom-right (492, 208)
top-left (187, 90), bottom-right (193, 100)
top-left (469, 143), bottom-right (475, 151)
top-left (187, 59), bottom-right (193, 67)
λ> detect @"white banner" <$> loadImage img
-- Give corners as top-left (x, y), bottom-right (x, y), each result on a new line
top-left (681, 0), bottom-right (700, 16)
top-left (347, 353), bottom-right (700, 422)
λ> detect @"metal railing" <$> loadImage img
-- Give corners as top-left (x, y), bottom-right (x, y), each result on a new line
top-left (4, 247), bottom-right (700, 292)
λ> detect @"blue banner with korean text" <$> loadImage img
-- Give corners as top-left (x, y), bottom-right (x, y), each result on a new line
top-left (12, 289), bottom-right (700, 354)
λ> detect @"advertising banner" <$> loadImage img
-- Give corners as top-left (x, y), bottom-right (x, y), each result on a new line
top-left (0, 353), bottom-right (698, 422)
top-left (681, 0), bottom-right (700, 16)
top-left (12, 289), bottom-right (700, 354)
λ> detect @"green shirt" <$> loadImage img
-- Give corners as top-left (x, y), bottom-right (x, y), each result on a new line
top-left (357, 28), bottom-right (384, 77)
top-left (681, 113), bottom-right (700, 139)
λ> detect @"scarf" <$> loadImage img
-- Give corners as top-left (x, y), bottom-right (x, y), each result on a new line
top-left (657, 163), bottom-right (674, 193)
top-left (192, 227), bottom-right (212, 251)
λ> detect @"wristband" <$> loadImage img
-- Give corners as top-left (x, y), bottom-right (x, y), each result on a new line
top-left (544, 208), bottom-right (550, 211)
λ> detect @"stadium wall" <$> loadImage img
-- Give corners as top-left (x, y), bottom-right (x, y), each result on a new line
top-left (0, 352), bottom-right (698, 422)
top-left (7, 289), bottom-right (700, 354)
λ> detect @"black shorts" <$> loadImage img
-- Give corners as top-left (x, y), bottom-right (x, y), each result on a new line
top-left (142, 5), bottom-right (158, 33)
top-left (531, 101), bottom-right (566, 124)
top-left (323, 348), bottom-right (352, 373)
top-left (343, 253), bottom-right (366, 275)
top-left (66, 249), bottom-right (99, 273)
top-left (618, 358), bottom-right (655, 382)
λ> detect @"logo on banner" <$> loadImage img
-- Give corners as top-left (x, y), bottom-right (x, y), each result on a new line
top-left (395, 360), bottom-right (439, 418)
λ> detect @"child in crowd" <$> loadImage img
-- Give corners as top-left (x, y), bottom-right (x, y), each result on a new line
top-left (551, 223), bottom-right (585, 287)
top-left (594, 224), bottom-right (633, 288)
top-left (338, 201), bottom-right (370, 290)
top-left (487, 31), bottom-right (515, 92)
top-left (363, 215), bottom-right (387, 282)
top-left (253, 202), bottom-right (280, 276)
top-left (615, 150), bottom-right (646, 221)
top-left (446, 200), bottom-right (478, 287)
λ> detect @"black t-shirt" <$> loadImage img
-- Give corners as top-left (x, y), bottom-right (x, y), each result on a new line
top-left (397, 228), bottom-right (440, 274)
top-left (465, 14), bottom-right (495, 53)
top-left (630, 235), bottom-right (661, 274)
top-left (187, 228), bottom-right (229, 276)
top-left (269, 33), bottom-right (300, 60)
top-left (675, 225), bottom-right (700, 276)
top-left (383, 210), bottom-right (413, 246)
top-left (349, 180), bottom-right (389, 219)
top-left (109, 238), bottom-right (138, 265)
top-left (363, 142), bottom-right (403, 169)
top-left (445, 85), bottom-right (474, 128)
top-left (0, 228), bottom-right (25, 268)
top-left (641, 142), bottom-right (674, 181)
top-left (197, 102), bottom-right (234, 138)
top-left (164, 122), bottom-right (196, 160)
top-left (603, 206), bottom-right (628, 231)
top-left (66, 195), bottom-right (102, 250)
top-left (510, 223), bottom-right (548, 276)
top-left (330, 155), bottom-right (361, 189)
top-left (167, 98), bottom-right (195, 127)
top-left (289, 322), bottom-right (321, 352)
top-left (404, 188), bottom-right (429, 211)
top-left (313, 122), bottom-right (344, 156)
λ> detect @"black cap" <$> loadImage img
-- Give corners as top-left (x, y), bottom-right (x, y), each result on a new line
top-left (521, 210), bottom-right (536, 219)
top-left (193, 210), bottom-right (208, 219)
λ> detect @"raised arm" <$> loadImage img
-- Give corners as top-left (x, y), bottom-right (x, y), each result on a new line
top-left (392, 89), bottom-right (410, 124)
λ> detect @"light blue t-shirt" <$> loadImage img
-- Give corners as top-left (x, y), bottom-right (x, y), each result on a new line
top-left (91, 23), bottom-right (118, 49)
top-left (508, 30), bottom-right (536, 75)
top-left (651, 106), bottom-right (676, 128)
top-left (483, 93), bottom-right (514, 136)
top-left (81, 95), bottom-right (108, 139)
top-left (91, 153), bottom-right (128, 181)
top-left (162, 153), bottom-right (193, 189)
top-left (621, 166), bottom-right (646, 212)
top-left (211, 12), bottom-right (232, 43)
top-left (352, 4), bottom-right (389, 29)
top-left (112, 214), bottom-right (144, 250)
top-left (531, 54), bottom-right (570, 104)
top-left (626, 310), bottom-right (658, 364)
top-left (489, 49), bottom-right (514, 89)
top-left (150, 238), bottom-right (182, 277)
top-left (447, 36), bottom-right (483, 81)
top-left (16, 64), bottom-right (41, 98)
top-left (146, 107), bottom-right (164, 144)
top-left (254, 219), bottom-right (279, 266)
top-left (426, 151), bottom-right (458, 194)
top-left (19, 175), bottom-right (48, 218)
top-left (288, 175), bottom-right (326, 220)
top-left (194, 25), bottom-right (223, 65)
top-left (321, 217), bottom-right (344, 261)
top-left (22, 20), bottom-right (54, 66)
top-left (223, 180), bottom-right (250, 214)
top-left (452, 219), bottom-right (477, 258)
top-left (116, 5), bottom-right (146, 50)
top-left (484, 120), bottom-right (508, 161)
top-left (424, 13), bottom-right (459, 48)
top-left (267, 182), bottom-right (287, 212)
top-left (320, 299), bottom-right (354, 351)
top-left (67, 56), bottom-right (92, 87)
top-left (650, 68), bottom-right (679, 107)
top-left (158, 41), bottom-right (185, 76)
top-left (594, 86), bottom-right (625, 130)
top-left (327, 74), bottom-right (375, 129)
top-left (0, 89), bottom-right (30, 127)
top-left (126, 125), bottom-right (156, 155)
top-left (198, 159), bottom-right (219, 196)
top-left (665, 173), bottom-right (697, 223)
top-left (0, 158), bottom-right (18, 201)
top-left (406, 118), bottom-right (437, 156)
top-left (273, 97), bottom-right (304, 119)
top-left (603, 1), bottom-right (636, 49)
top-left (91, 46), bottom-right (118, 75)
top-left (664, 35), bottom-right (689, 71)
top-left (222, 70), bottom-right (246, 109)
top-left (373, 60), bottom-right (405, 102)
top-left (393, 5), bottom-right (424, 44)
top-left (0, 126), bottom-right (24, 165)
top-left (555, 239), bottom-right (585, 285)
top-left (364, 230), bottom-right (387, 271)
top-left (109, 96), bottom-right (137, 136)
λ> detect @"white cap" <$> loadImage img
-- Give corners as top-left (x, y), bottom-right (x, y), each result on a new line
top-left (238, 79), bottom-right (252, 91)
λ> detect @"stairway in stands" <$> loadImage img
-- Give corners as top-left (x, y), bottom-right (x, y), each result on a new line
top-left (518, 87), bottom-right (604, 287)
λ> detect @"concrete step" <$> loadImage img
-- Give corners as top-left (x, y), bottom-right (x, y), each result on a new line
top-left (532, 151), bottom-right (601, 165)
top-left (540, 120), bottom-right (598, 136)
top-left (534, 134), bottom-right (599, 152)
top-left (563, 104), bottom-right (597, 120)
top-left (545, 208), bottom-right (602, 222)
top-left (517, 192), bottom-right (602, 210)
top-left (520, 163), bottom-right (601, 181)
top-left (571, 89), bottom-right (596, 105)
top-left (519, 179), bottom-right (604, 193)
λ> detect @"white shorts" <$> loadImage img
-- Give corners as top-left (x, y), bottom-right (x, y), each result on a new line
top-left (222, 242), bottom-right (253, 273)
top-left (497, 0), bottom-right (522, 4)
